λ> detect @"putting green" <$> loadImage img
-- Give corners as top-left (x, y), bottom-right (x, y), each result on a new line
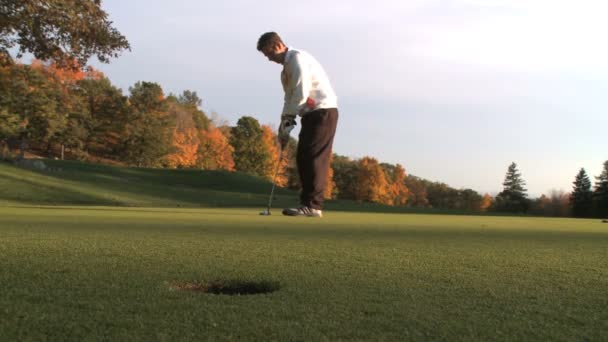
top-left (1, 206), bottom-right (607, 340)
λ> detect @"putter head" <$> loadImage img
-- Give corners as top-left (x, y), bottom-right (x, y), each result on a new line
top-left (259, 209), bottom-right (271, 216)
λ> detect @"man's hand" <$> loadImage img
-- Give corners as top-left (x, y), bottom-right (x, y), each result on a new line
top-left (278, 135), bottom-right (289, 149)
top-left (278, 114), bottom-right (296, 148)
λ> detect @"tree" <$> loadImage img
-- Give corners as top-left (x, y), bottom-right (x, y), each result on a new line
top-left (164, 102), bottom-right (199, 168)
top-left (42, 61), bottom-right (92, 159)
top-left (480, 194), bottom-right (493, 212)
top-left (176, 90), bottom-right (210, 131)
top-left (459, 189), bottom-right (483, 211)
top-left (426, 182), bottom-right (459, 209)
top-left (494, 162), bottom-right (529, 213)
top-left (404, 175), bottom-right (429, 207)
top-left (354, 157), bottom-right (389, 203)
top-left (0, 108), bottom-right (22, 145)
top-left (282, 137), bottom-right (299, 190)
top-left (0, 62), bottom-right (68, 155)
top-left (570, 168), bottom-right (593, 218)
top-left (76, 75), bottom-right (129, 157)
top-left (197, 126), bottom-right (234, 171)
top-left (229, 116), bottom-right (271, 177)
top-left (381, 163), bottom-right (409, 206)
top-left (261, 125), bottom-right (288, 185)
top-left (121, 82), bottom-right (172, 167)
top-left (324, 154), bottom-right (337, 200)
top-left (593, 160), bottom-right (608, 218)
top-left (1, 0), bottom-right (130, 68)
top-left (332, 154), bottom-right (359, 200)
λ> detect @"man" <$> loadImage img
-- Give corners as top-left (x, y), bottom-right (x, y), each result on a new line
top-left (257, 32), bottom-right (338, 218)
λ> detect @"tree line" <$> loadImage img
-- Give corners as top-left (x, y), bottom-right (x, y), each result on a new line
top-left (492, 162), bottom-right (608, 218)
top-left (3, 1), bottom-right (605, 218)
top-left (1, 60), bottom-right (607, 218)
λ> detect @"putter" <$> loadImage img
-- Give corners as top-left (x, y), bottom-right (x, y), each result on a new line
top-left (260, 148), bottom-right (284, 216)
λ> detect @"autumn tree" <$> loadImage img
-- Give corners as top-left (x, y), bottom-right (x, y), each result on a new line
top-left (164, 101), bottom-right (199, 168)
top-left (480, 193), bottom-right (493, 212)
top-left (261, 125), bottom-right (288, 185)
top-left (1, 0), bottom-right (130, 68)
top-left (197, 126), bottom-right (235, 171)
top-left (381, 163), bottom-right (409, 206)
top-left (282, 137), bottom-right (300, 190)
top-left (570, 168), bottom-right (593, 218)
top-left (324, 154), bottom-right (337, 200)
top-left (355, 157), bottom-right (389, 203)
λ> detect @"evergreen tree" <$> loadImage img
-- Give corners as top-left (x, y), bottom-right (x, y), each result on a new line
top-left (229, 116), bottom-right (271, 177)
top-left (494, 162), bottom-right (529, 213)
top-left (593, 160), bottom-right (608, 218)
top-left (570, 168), bottom-right (593, 218)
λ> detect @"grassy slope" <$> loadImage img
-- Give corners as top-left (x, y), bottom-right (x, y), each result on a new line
top-left (0, 159), bottom-right (476, 214)
top-left (1, 206), bottom-right (607, 340)
top-left (0, 159), bottom-right (297, 208)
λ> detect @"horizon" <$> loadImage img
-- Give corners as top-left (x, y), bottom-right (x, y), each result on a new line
top-left (77, 0), bottom-right (607, 197)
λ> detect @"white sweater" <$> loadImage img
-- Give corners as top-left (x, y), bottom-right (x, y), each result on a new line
top-left (281, 48), bottom-right (338, 117)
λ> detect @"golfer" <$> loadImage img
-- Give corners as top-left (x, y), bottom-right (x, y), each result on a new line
top-left (257, 32), bottom-right (338, 218)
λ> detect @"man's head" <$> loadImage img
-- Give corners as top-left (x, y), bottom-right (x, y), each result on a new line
top-left (257, 32), bottom-right (288, 64)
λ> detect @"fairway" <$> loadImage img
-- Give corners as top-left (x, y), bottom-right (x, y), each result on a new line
top-left (1, 206), bottom-right (607, 340)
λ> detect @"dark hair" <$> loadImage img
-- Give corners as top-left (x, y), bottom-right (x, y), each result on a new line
top-left (257, 32), bottom-right (284, 51)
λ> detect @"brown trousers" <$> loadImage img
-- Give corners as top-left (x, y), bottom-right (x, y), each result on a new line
top-left (297, 108), bottom-right (339, 210)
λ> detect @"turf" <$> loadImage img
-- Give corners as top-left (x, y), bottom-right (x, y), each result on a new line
top-left (0, 160), bottom-right (482, 215)
top-left (1, 206), bottom-right (607, 340)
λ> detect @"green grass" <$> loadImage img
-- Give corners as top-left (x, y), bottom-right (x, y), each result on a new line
top-left (0, 160), bottom-right (480, 214)
top-left (2, 160), bottom-right (607, 339)
top-left (1, 206), bottom-right (607, 340)
top-left (0, 159), bottom-right (298, 208)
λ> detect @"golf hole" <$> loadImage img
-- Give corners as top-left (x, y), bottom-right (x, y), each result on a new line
top-left (169, 280), bottom-right (280, 295)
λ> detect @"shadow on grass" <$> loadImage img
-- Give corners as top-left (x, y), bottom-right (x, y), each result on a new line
top-left (2, 160), bottom-right (297, 208)
top-left (168, 280), bottom-right (280, 295)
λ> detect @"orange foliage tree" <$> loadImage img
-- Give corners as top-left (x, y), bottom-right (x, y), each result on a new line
top-left (165, 103), bottom-right (199, 168)
top-left (480, 193), bottom-right (493, 211)
top-left (261, 125), bottom-right (288, 186)
top-left (324, 155), bottom-right (336, 200)
top-left (166, 129), bottom-right (199, 168)
top-left (197, 126), bottom-right (235, 171)
top-left (355, 157), bottom-right (389, 203)
top-left (385, 164), bottom-right (409, 206)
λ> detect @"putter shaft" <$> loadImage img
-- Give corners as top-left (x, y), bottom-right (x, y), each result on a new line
top-left (265, 148), bottom-right (283, 212)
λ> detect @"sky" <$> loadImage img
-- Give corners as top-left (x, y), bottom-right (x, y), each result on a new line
top-left (89, 0), bottom-right (607, 197)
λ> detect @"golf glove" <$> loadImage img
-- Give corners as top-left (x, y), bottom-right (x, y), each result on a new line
top-left (278, 114), bottom-right (297, 139)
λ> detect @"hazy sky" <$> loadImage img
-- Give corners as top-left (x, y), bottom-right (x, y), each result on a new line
top-left (90, 0), bottom-right (607, 196)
